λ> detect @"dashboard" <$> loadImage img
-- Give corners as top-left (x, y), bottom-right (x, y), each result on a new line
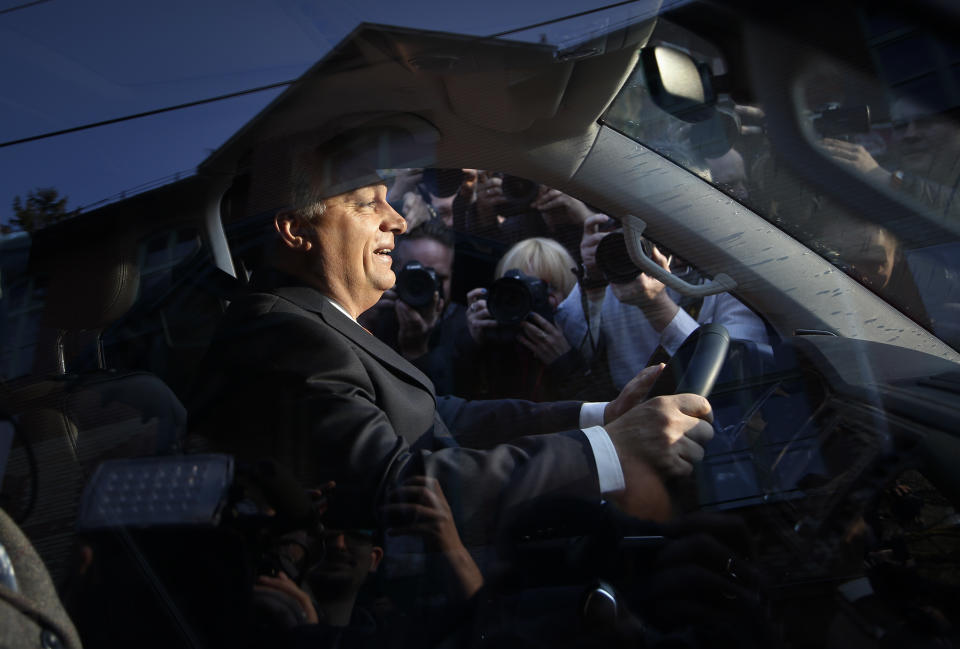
top-left (698, 334), bottom-right (960, 589)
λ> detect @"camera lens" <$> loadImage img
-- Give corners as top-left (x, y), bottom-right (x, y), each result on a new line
top-left (422, 168), bottom-right (465, 198)
top-left (396, 262), bottom-right (440, 308)
top-left (500, 175), bottom-right (539, 205)
top-left (596, 232), bottom-right (641, 284)
top-left (488, 277), bottom-right (533, 325)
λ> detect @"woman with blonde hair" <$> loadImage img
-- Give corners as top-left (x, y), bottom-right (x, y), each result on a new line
top-left (461, 237), bottom-right (611, 402)
top-left (494, 237), bottom-right (578, 305)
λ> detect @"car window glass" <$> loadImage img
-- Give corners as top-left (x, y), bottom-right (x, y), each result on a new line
top-left (602, 12), bottom-right (960, 350)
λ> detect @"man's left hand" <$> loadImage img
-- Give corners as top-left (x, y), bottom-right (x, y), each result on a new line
top-left (604, 363), bottom-right (665, 424)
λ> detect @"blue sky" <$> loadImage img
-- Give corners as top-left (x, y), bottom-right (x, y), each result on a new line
top-left (0, 0), bottom-right (656, 225)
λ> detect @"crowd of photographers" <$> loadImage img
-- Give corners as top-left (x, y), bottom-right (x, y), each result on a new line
top-left (363, 166), bottom-right (768, 405)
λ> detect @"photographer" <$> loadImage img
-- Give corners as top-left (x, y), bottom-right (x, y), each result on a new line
top-left (555, 213), bottom-right (768, 391)
top-left (466, 174), bottom-right (592, 263)
top-left (820, 95), bottom-right (960, 223)
top-left (387, 168), bottom-right (478, 229)
top-left (458, 237), bottom-right (613, 403)
top-left (360, 219), bottom-right (467, 395)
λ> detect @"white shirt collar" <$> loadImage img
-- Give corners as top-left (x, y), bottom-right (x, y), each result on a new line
top-left (321, 294), bottom-right (357, 323)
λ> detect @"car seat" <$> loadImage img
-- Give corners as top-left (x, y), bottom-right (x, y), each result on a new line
top-left (0, 233), bottom-right (186, 585)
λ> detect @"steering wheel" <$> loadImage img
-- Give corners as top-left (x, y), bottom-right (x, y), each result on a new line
top-left (645, 323), bottom-right (731, 399)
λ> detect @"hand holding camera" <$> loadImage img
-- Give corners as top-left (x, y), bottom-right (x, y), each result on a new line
top-left (531, 187), bottom-right (593, 228)
top-left (518, 312), bottom-right (572, 365)
top-left (466, 287), bottom-right (496, 344)
top-left (580, 213), bottom-right (615, 291)
top-left (394, 261), bottom-right (445, 358)
top-left (475, 171), bottom-right (507, 223)
top-left (386, 167), bottom-right (424, 203)
top-left (608, 245), bottom-right (680, 331)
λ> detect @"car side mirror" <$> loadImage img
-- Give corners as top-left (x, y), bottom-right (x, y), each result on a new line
top-left (640, 45), bottom-right (716, 123)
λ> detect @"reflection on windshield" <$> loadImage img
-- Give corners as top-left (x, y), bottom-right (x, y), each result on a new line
top-left (603, 13), bottom-right (960, 350)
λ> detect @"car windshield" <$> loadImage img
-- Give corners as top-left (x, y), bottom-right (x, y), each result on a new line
top-left (3, 3), bottom-right (960, 649)
top-left (603, 8), bottom-right (960, 351)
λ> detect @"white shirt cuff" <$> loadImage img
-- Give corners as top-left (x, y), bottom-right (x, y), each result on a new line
top-left (579, 401), bottom-right (607, 428)
top-left (581, 425), bottom-right (625, 494)
top-left (659, 307), bottom-right (698, 356)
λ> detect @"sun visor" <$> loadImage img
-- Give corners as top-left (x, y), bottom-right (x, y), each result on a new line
top-left (242, 113), bottom-right (439, 218)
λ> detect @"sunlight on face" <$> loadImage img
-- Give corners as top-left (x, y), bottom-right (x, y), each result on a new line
top-left (309, 183), bottom-right (407, 316)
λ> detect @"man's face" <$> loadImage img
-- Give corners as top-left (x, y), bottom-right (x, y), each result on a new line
top-left (307, 183), bottom-right (407, 316)
top-left (307, 529), bottom-right (381, 592)
top-left (892, 98), bottom-right (960, 177)
top-left (707, 149), bottom-right (748, 202)
top-left (395, 237), bottom-right (454, 302)
top-left (823, 223), bottom-right (898, 291)
top-left (852, 228), bottom-right (898, 291)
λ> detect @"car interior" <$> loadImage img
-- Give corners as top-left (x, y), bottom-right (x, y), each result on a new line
top-left (2, 1), bottom-right (960, 647)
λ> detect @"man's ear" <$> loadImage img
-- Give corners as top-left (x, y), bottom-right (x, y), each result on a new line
top-left (368, 546), bottom-right (384, 573)
top-left (274, 210), bottom-right (313, 252)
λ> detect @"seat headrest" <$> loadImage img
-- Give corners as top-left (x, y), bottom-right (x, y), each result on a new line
top-left (41, 243), bottom-right (140, 331)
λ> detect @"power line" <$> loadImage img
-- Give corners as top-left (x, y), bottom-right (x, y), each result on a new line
top-left (0, 0), bottom-right (53, 17)
top-left (75, 168), bottom-right (195, 212)
top-left (489, 0), bottom-right (646, 38)
top-left (0, 80), bottom-right (294, 149)
top-left (0, 0), bottom-right (648, 149)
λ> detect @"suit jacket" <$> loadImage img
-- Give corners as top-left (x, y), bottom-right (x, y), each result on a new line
top-left (0, 508), bottom-right (82, 649)
top-left (187, 271), bottom-right (600, 546)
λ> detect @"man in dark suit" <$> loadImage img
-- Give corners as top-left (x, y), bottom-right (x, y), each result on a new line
top-left (188, 126), bottom-right (714, 546)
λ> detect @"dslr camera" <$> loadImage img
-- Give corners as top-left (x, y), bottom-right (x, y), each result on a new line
top-left (486, 269), bottom-right (553, 343)
top-left (396, 260), bottom-right (442, 309)
top-left (495, 173), bottom-right (540, 217)
top-left (811, 103), bottom-right (871, 140)
top-left (420, 168), bottom-right (465, 199)
top-left (595, 229), bottom-right (654, 284)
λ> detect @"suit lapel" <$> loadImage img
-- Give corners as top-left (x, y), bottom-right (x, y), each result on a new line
top-left (270, 285), bottom-right (437, 398)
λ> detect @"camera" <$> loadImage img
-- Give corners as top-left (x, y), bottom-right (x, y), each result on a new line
top-left (420, 168), bottom-right (465, 198)
top-left (595, 231), bottom-right (654, 284)
top-left (396, 260), bottom-right (442, 308)
top-left (496, 173), bottom-right (540, 217)
top-left (487, 269), bottom-right (553, 327)
top-left (811, 104), bottom-right (871, 139)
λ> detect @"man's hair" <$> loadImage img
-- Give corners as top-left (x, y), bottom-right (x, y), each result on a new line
top-left (496, 237), bottom-right (577, 299)
top-left (289, 151), bottom-right (328, 224)
top-left (290, 156), bottom-right (327, 223)
top-left (396, 217), bottom-right (455, 250)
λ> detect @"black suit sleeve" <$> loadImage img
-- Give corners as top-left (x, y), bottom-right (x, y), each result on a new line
top-left (437, 395), bottom-right (582, 449)
top-left (190, 300), bottom-right (600, 547)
